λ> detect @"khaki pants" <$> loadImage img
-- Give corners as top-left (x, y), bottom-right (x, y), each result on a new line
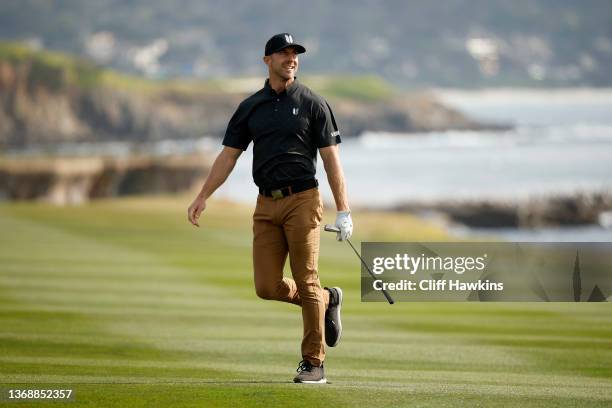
top-left (252, 187), bottom-right (330, 366)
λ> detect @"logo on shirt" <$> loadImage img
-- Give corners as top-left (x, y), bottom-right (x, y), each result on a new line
top-left (285, 34), bottom-right (293, 43)
top-left (292, 107), bottom-right (299, 116)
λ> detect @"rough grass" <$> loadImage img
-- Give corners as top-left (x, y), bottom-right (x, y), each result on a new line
top-left (0, 195), bottom-right (610, 407)
top-left (305, 75), bottom-right (395, 102)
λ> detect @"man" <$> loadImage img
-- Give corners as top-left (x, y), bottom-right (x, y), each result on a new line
top-left (187, 33), bottom-right (352, 384)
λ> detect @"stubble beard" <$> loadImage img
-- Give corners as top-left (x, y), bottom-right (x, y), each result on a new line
top-left (273, 62), bottom-right (296, 81)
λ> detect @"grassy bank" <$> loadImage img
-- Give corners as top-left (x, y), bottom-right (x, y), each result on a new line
top-left (0, 41), bottom-right (395, 101)
top-left (0, 195), bottom-right (610, 407)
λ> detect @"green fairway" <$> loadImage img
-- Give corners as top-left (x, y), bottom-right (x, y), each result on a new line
top-left (0, 195), bottom-right (610, 407)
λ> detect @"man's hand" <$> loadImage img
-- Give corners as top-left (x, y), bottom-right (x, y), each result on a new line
top-left (188, 194), bottom-right (207, 227)
top-left (335, 211), bottom-right (353, 241)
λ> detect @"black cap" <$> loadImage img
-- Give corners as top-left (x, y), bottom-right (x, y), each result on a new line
top-left (264, 33), bottom-right (306, 56)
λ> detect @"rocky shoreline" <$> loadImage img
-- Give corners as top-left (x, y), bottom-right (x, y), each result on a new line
top-left (393, 190), bottom-right (612, 229)
top-left (3, 153), bottom-right (610, 233)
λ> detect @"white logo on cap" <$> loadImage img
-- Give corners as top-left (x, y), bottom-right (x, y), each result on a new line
top-left (285, 34), bottom-right (293, 43)
top-left (292, 107), bottom-right (299, 115)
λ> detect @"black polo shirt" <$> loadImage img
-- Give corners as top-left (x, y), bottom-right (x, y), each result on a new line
top-left (222, 78), bottom-right (341, 189)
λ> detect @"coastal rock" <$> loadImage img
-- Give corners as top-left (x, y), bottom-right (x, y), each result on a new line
top-left (395, 191), bottom-right (612, 229)
top-left (332, 93), bottom-right (507, 137)
top-left (0, 155), bottom-right (209, 205)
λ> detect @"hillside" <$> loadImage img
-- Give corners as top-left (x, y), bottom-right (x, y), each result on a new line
top-left (0, 42), bottom-right (498, 149)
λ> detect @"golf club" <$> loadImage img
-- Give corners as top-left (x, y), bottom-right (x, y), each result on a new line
top-left (324, 224), bottom-right (395, 304)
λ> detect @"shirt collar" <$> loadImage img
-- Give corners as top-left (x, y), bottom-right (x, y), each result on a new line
top-left (264, 77), bottom-right (300, 97)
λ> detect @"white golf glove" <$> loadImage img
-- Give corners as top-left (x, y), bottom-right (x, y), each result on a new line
top-left (335, 211), bottom-right (353, 241)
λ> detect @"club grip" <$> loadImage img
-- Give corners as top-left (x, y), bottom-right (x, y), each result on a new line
top-left (324, 224), bottom-right (340, 233)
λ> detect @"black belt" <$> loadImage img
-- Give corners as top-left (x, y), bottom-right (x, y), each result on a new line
top-left (259, 179), bottom-right (318, 199)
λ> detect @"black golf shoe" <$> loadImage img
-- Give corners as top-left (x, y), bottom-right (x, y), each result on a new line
top-left (324, 287), bottom-right (343, 347)
top-left (293, 360), bottom-right (326, 384)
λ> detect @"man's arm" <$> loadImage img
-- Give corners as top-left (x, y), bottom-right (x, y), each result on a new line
top-left (319, 144), bottom-right (353, 241)
top-left (319, 145), bottom-right (349, 212)
top-left (187, 146), bottom-right (242, 227)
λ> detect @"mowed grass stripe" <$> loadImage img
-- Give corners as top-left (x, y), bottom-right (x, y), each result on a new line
top-left (1, 197), bottom-right (611, 407)
top-left (3, 354), bottom-right (610, 389)
top-left (1, 383), bottom-right (608, 408)
top-left (1, 376), bottom-right (610, 406)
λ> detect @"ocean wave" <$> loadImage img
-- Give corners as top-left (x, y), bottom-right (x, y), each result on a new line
top-left (358, 124), bottom-right (612, 150)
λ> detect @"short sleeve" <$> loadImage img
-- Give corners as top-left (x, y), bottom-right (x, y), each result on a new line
top-left (312, 99), bottom-right (341, 148)
top-left (222, 102), bottom-right (252, 151)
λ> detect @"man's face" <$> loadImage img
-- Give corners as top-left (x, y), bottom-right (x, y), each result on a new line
top-left (264, 47), bottom-right (299, 81)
